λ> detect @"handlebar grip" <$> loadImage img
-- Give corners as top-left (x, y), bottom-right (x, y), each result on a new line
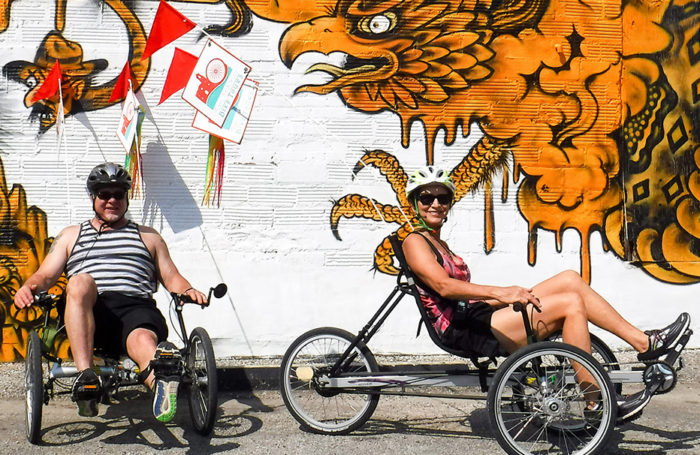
top-left (178, 293), bottom-right (196, 304)
top-left (177, 293), bottom-right (209, 308)
top-left (32, 292), bottom-right (57, 306)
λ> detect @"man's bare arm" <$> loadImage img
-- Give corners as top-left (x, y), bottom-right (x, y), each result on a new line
top-left (140, 227), bottom-right (207, 305)
top-left (14, 226), bottom-right (78, 308)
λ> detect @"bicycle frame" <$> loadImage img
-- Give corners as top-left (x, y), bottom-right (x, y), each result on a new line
top-left (316, 270), bottom-right (691, 399)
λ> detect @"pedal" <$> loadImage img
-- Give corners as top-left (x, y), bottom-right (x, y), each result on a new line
top-left (662, 328), bottom-right (693, 367)
top-left (152, 344), bottom-right (183, 379)
top-left (643, 362), bottom-right (676, 395)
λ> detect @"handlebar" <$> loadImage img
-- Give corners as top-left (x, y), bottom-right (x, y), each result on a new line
top-left (172, 283), bottom-right (228, 309)
top-left (32, 291), bottom-right (60, 308)
top-left (513, 302), bottom-right (542, 313)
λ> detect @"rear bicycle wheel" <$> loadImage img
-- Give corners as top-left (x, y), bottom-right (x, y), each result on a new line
top-left (488, 341), bottom-right (616, 455)
top-left (25, 331), bottom-right (44, 444)
top-left (280, 327), bottom-right (379, 434)
top-left (547, 332), bottom-right (621, 394)
top-left (185, 327), bottom-right (218, 435)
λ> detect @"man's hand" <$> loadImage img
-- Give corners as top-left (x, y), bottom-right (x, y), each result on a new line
top-left (183, 288), bottom-right (208, 306)
top-left (14, 284), bottom-right (37, 309)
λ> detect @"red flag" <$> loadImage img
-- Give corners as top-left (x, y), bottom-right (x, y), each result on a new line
top-left (142, 0), bottom-right (196, 61)
top-left (159, 48), bottom-right (198, 104)
top-left (108, 62), bottom-right (135, 103)
top-left (32, 59), bottom-right (62, 102)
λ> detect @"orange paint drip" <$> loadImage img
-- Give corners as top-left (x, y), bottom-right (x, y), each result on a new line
top-left (484, 180), bottom-right (494, 253)
top-left (528, 223), bottom-right (537, 266)
top-left (580, 231), bottom-right (591, 284)
top-left (501, 163), bottom-right (509, 203)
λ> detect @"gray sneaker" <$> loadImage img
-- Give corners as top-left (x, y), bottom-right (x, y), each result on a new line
top-left (616, 389), bottom-right (652, 424)
top-left (638, 313), bottom-right (690, 362)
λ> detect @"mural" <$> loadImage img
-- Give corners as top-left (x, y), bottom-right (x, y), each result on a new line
top-left (238, 0), bottom-right (700, 285)
top-left (0, 0), bottom-right (698, 358)
top-left (0, 149), bottom-right (66, 361)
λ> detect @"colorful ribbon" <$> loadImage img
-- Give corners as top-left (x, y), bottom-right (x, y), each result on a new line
top-left (124, 106), bottom-right (146, 198)
top-left (202, 134), bottom-right (225, 207)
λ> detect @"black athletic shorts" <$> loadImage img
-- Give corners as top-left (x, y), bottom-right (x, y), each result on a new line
top-left (93, 292), bottom-right (168, 358)
top-left (441, 301), bottom-right (505, 358)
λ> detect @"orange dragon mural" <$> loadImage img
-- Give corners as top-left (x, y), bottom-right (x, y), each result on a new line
top-left (0, 0), bottom-right (698, 358)
top-left (237, 0), bottom-right (700, 285)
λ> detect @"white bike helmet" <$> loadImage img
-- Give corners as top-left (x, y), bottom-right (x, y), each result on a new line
top-left (405, 166), bottom-right (455, 201)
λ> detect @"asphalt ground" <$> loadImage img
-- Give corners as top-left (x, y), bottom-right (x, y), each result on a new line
top-left (0, 350), bottom-right (698, 454)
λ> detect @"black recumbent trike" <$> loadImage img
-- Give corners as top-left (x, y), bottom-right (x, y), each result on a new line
top-left (279, 235), bottom-right (692, 455)
top-left (23, 283), bottom-right (228, 444)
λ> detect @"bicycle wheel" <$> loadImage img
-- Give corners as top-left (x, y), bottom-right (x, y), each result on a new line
top-left (547, 332), bottom-right (621, 394)
top-left (185, 327), bottom-right (218, 435)
top-left (25, 331), bottom-right (44, 444)
top-left (488, 341), bottom-right (616, 455)
top-left (280, 327), bottom-right (379, 435)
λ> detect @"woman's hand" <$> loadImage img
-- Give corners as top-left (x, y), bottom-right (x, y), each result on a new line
top-left (495, 286), bottom-right (542, 310)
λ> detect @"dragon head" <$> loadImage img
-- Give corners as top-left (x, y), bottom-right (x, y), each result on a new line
top-left (280, 0), bottom-right (496, 114)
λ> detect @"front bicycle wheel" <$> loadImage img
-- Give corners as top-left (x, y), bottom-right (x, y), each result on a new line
top-left (185, 327), bottom-right (218, 435)
top-left (488, 341), bottom-right (616, 455)
top-left (25, 331), bottom-right (44, 444)
top-left (280, 327), bottom-right (379, 435)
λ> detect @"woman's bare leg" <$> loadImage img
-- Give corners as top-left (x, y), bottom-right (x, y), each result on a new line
top-left (532, 270), bottom-right (648, 352)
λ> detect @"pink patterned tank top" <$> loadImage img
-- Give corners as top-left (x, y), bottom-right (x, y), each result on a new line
top-left (414, 247), bottom-right (472, 337)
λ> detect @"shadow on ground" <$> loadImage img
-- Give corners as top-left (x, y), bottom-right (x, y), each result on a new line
top-left (35, 391), bottom-right (268, 454)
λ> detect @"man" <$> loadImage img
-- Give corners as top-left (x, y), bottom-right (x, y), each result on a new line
top-left (14, 162), bottom-right (206, 422)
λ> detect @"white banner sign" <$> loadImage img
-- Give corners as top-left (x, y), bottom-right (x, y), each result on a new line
top-left (192, 80), bottom-right (258, 143)
top-left (182, 39), bottom-right (251, 127)
top-left (116, 89), bottom-right (139, 152)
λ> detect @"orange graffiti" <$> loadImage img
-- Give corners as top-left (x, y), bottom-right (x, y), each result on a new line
top-left (0, 156), bottom-right (67, 361)
top-left (269, 0), bottom-right (699, 284)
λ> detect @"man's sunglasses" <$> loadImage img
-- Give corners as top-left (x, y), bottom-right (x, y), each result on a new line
top-left (96, 190), bottom-right (127, 201)
top-left (417, 193), bottom-right (452, 206)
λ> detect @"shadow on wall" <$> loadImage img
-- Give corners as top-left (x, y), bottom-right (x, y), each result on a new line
top-left (141, 140), bottom-right (202, 233)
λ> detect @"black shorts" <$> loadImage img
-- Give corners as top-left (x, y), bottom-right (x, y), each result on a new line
top-left (441, 301), bottom-right (504, 358)
top-left (93, 292), bottom-right (168, 358)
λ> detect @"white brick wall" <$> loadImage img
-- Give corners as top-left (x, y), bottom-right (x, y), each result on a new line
top-left (1, 0), bottom-right (697, 357)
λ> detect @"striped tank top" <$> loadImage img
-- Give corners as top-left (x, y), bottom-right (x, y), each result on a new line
top-left (65, 220), bottom-right (157, 297)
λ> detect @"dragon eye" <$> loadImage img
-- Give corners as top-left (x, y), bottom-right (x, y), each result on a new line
top-left (357, 12), bottom-right (397, 35)
top-left (25, 75), bottom-right (38, 89)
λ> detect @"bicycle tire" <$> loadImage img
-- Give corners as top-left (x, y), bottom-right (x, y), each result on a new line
top-left (186, 327), bottom-right (218, 435)
top-left (488, 341), bottom-right (616, 455)
top-left (25, 331), bottom-right (44, 444)
top-left (280, 327), bottom-right (379, 435)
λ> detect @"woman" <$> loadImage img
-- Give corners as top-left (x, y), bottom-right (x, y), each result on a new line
top-left (401, 166), bottom-right (690, 423)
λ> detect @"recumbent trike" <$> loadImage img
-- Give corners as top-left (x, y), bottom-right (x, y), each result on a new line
top-left (23, 283), bottom-right (228, 444)
top-left (279, 235), bottom-right (692, 455)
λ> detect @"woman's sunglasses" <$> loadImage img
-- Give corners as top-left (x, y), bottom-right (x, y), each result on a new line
top-left (417, 193), bottom-right (452, 206)
top-left (96, 190), bottom-right (127, 201)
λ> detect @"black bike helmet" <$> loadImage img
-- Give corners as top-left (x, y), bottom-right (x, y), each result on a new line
top-left (86, 162), bottom-right (132, 195)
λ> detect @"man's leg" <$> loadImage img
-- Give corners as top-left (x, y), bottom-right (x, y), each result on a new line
top-left (125, 328), bottom-right (158, 387)
top-left (126, 327), bottom-right (181, 423)
top-left (64, 274), bottom-right (102, 417)
top-left (64, 274), bottom-right (98, 371)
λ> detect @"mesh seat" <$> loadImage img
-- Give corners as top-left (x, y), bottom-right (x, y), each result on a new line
top-left (388, 234), bottom-right (494, 360)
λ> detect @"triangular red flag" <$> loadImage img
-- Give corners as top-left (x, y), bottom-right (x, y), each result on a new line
top-left (159, 48), bottom-right (198, 105)
top-left (108, 62), bottom-right (135, 103)
top-left (32, 59), bottom-right (62, 102)
top-left (142, 0), bottom-right (196, 61)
